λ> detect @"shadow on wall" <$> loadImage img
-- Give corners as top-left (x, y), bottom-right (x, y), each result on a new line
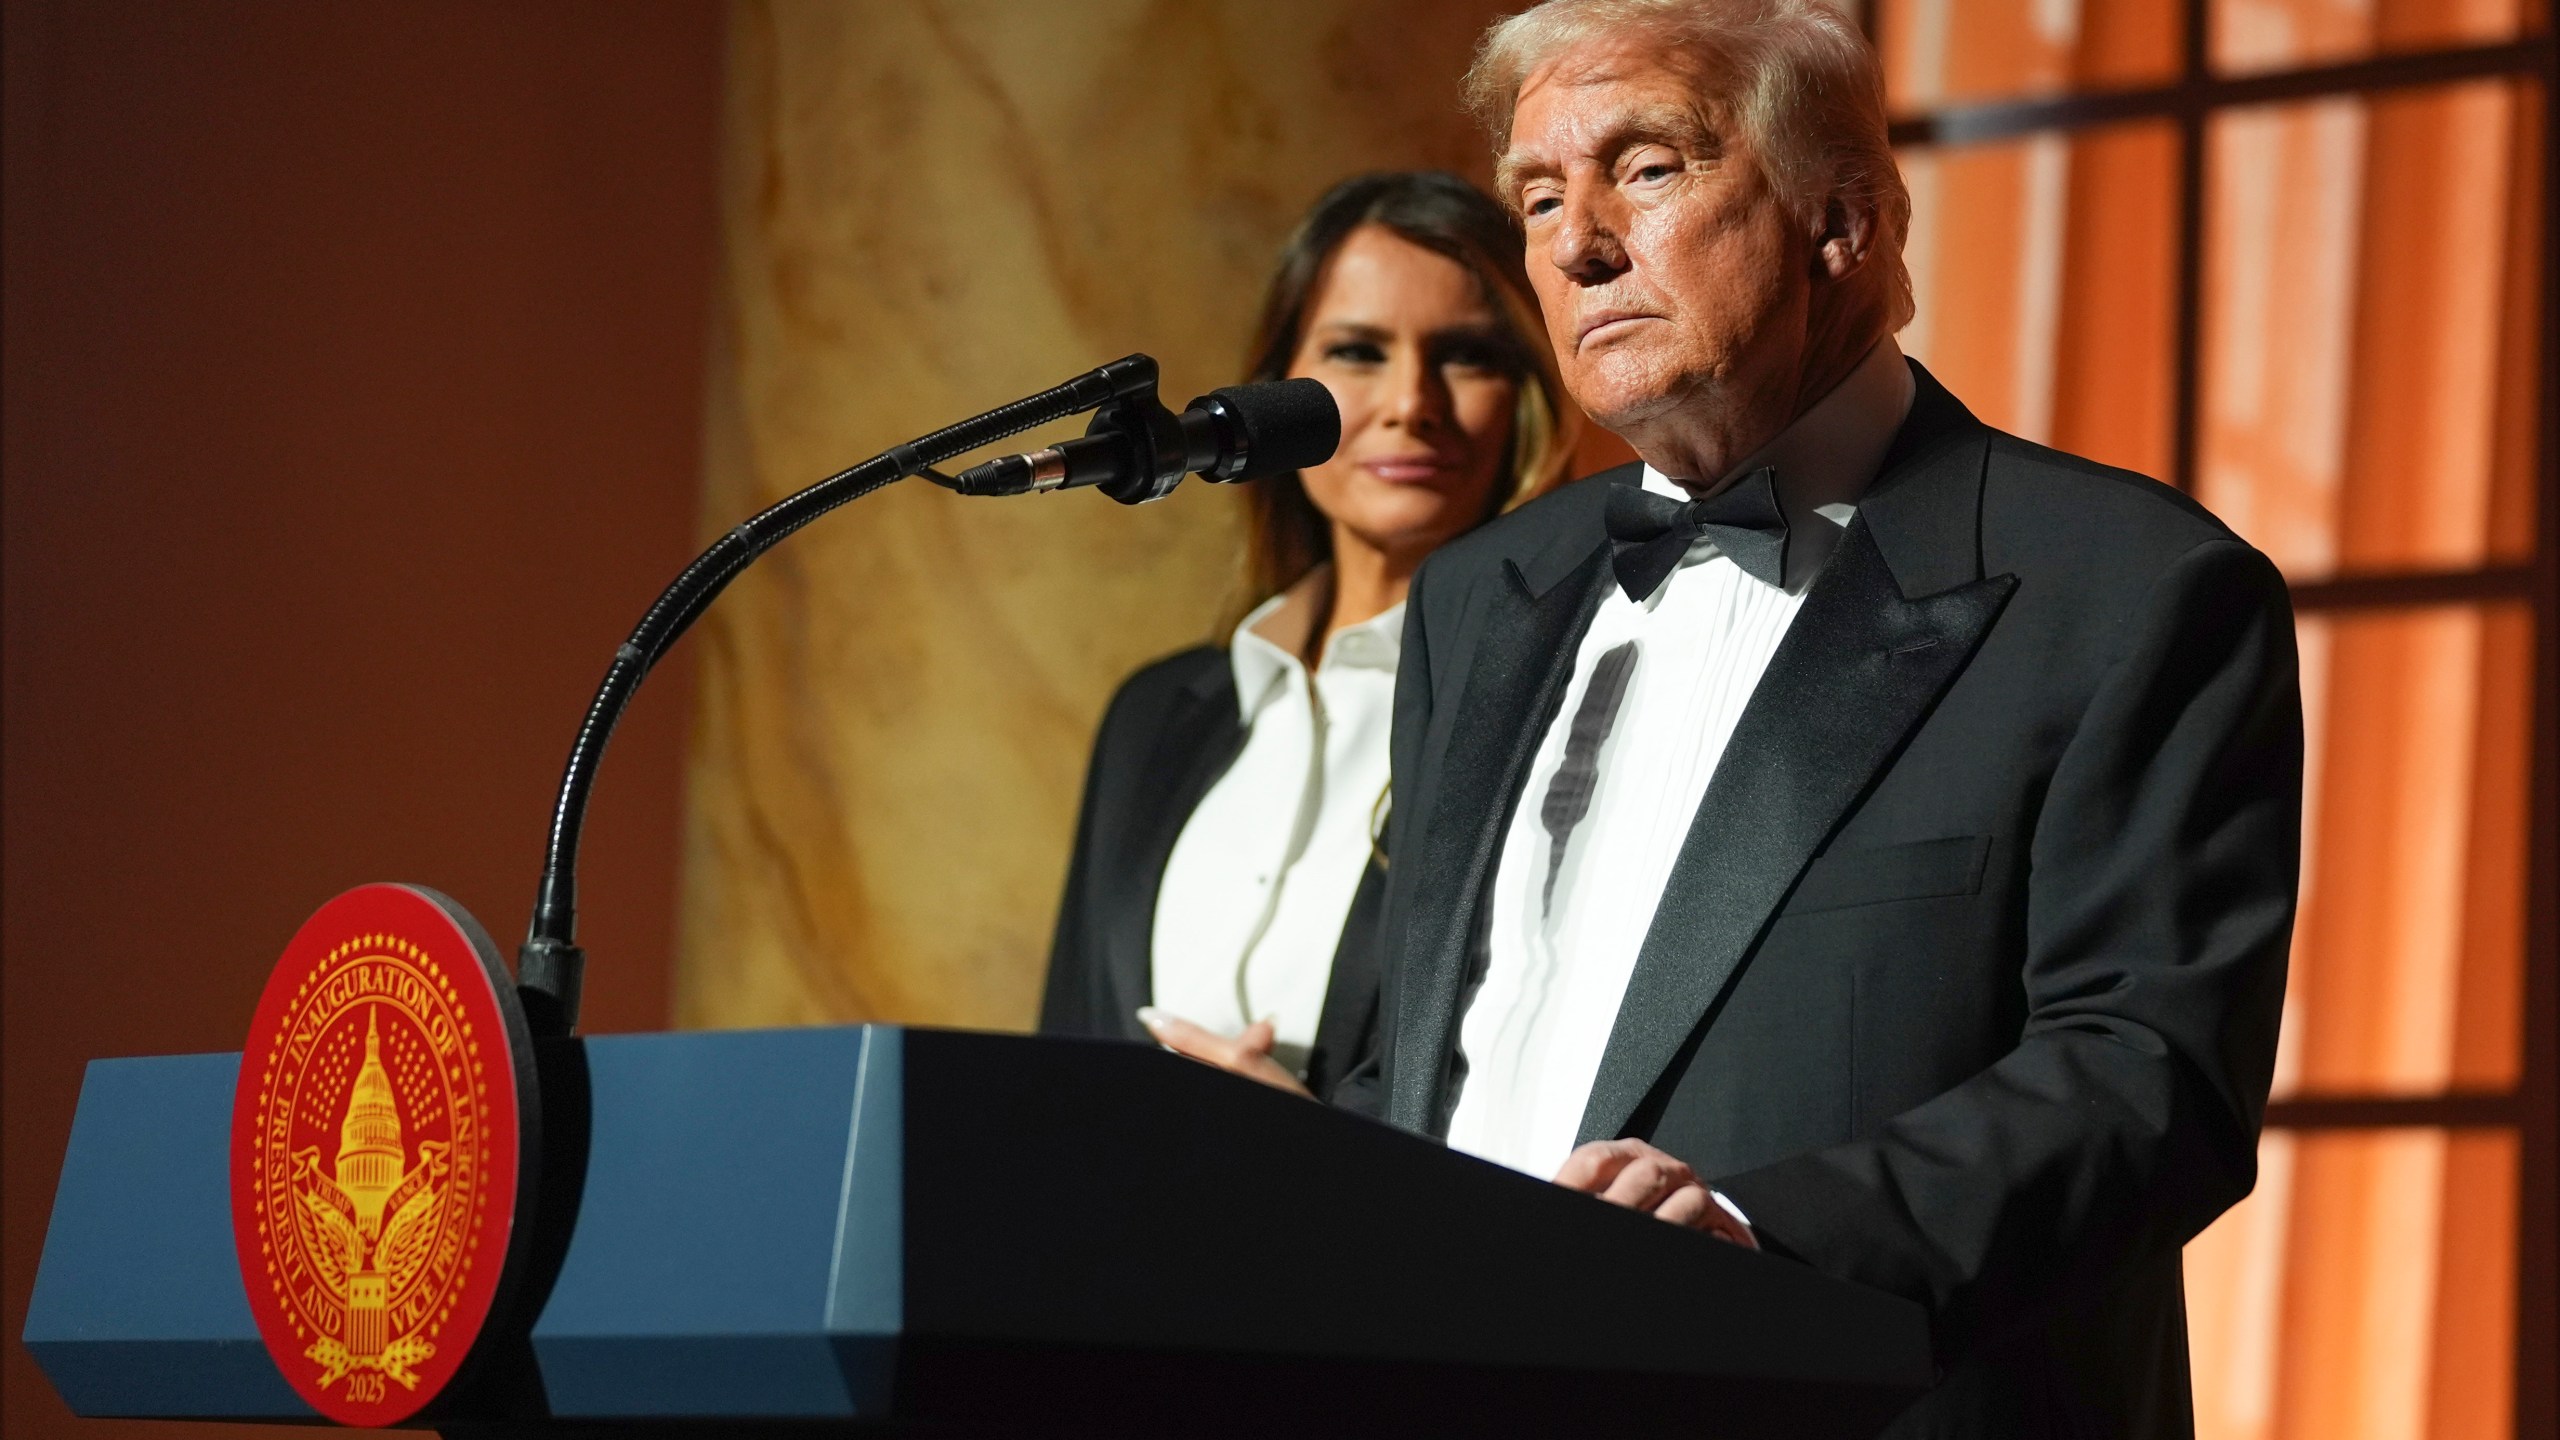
top-left (2, 2), bottom-right (723, 1436)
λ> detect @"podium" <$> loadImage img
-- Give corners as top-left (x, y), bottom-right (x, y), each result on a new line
top-left (25, 1026), bottom-right (1932, 1436)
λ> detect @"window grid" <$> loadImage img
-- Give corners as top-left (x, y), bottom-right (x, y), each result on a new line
top-left (1871, 6), bottom-right (2556, 1436)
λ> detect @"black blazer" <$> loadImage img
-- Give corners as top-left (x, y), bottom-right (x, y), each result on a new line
top-left (1352, 363), bottom-right (2302, 1438)
top-left (1039, 645), bottom-right (1384, 1103)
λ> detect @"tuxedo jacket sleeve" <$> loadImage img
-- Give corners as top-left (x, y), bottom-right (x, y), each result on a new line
top-left (1038, 645), bottom-right (1385, 1104)
top-left (1710, 525), bottom-right (2298, 1356)
top-left (1038, 647), bottom-right (1229, 1045)
top-left (1362, 367), bottom-right (2301, 1426)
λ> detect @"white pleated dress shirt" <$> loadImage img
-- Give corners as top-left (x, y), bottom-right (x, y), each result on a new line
top-left (1444, 341), bottom-right (1917, 1184)
top-left (1150, 572), bottom-right (1401, 1077)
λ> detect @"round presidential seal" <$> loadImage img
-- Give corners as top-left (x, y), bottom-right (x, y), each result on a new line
top-left (231, 884), bottom-right (538, 1426)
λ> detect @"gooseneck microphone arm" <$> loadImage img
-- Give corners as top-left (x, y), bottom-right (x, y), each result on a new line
top-left (515, 354), bottom-right (1164, 1034)
top-left (519, 353), bottom-right (1340, 1034)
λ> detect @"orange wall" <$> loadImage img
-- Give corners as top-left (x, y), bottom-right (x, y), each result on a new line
top-left (1, 3), bottom-right (721, 1435)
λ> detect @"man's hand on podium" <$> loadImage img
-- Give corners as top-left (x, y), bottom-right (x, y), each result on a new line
top-left (1554, 1139), bottom-right (1758, 1249)
top-left (1136, 1008), bottom-right (1315, 1099)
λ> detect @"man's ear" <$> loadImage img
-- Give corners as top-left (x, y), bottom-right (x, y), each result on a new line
top-left (1814, 194), bottom-right (1875, 282)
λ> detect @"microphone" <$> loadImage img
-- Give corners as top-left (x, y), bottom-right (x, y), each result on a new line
top-left (515, 351), bottom-right (1292, 1034)
top-left (951, 377), bottom-right (1340, 504)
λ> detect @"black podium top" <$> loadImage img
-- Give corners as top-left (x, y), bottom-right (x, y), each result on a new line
top-left (27, 1025), bottom-right (1930, 1437)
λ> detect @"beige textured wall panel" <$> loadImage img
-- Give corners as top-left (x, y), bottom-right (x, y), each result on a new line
top-left (679, 0), bottom-right (1518, 1031)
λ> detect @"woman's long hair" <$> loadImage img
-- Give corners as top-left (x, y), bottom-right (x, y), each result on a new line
top-left (1236, 171), bottom-right (1577, 607)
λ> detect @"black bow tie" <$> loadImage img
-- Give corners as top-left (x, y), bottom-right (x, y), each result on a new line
top-left (1604, 468), bottom-right (1791, 600)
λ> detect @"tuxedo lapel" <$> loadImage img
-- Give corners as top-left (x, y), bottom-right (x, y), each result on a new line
top-left (1387, 524), bottom-right (1616, 1134)
top-left (1103, 670), bottom-right (1244, 1028)
top-left (1575, 370), bottom-right (2019, 1145)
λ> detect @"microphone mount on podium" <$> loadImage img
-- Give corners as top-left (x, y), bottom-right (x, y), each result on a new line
top-left (515, 354), bottom-right (1340, 1035)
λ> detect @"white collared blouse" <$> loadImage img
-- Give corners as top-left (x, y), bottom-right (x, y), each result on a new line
top-left (1149, 574), bottom-right (1403, 1076)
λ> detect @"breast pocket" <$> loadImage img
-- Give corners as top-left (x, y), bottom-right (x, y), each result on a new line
top-left (1781, 834), bottom-right (1993, 916)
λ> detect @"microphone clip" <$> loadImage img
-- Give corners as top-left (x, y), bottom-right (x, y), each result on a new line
top-left (943, 357), bottom-right (1270, 504)
top-left (1082, 389), bottom-right (1197, 506)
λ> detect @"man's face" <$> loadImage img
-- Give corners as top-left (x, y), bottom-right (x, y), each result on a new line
top-left (1502, 38), bottom-right (1814, 455)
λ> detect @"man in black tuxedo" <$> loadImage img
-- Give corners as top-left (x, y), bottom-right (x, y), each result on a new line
top-left (1162, 0), bottom-right (2304, 1424)
top-left (1164, 2), bottom-right (2302, 1435)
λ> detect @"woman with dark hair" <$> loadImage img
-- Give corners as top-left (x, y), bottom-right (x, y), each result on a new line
top-left (1040, 171), bottom-right (1575, 1099)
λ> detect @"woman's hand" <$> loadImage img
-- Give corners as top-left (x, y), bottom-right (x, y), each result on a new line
top-left (1136, 1008), bottom-right (1315, 1099)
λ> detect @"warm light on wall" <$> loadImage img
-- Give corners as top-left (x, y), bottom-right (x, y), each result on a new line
top-left (1881, 0), bottom-right (2549, 1435)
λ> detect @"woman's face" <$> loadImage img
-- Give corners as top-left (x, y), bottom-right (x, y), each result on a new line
top-left (1287, 225), bottom-right (1523, 566)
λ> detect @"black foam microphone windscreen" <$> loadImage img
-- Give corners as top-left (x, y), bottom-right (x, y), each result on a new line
top-left (1202, 378), bottom-right (1341, 480)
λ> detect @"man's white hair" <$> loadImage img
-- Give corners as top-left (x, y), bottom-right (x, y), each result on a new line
top-left (1464, 0), bottom-right (1913, 331)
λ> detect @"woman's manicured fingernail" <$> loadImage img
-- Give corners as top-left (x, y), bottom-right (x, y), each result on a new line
top-left (1135, 1006), bottom-right (1167, 1032)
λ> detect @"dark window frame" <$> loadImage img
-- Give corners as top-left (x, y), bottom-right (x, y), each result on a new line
top-left (1869, 8), bottom-right (2557, 1436)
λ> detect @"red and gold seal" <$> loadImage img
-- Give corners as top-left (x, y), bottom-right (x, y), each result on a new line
top-left (231, 884), bottom-right (537, 1426)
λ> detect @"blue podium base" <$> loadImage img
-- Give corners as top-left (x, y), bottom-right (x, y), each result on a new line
top-left (26, 1026), bottom-right (1931, 1437)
